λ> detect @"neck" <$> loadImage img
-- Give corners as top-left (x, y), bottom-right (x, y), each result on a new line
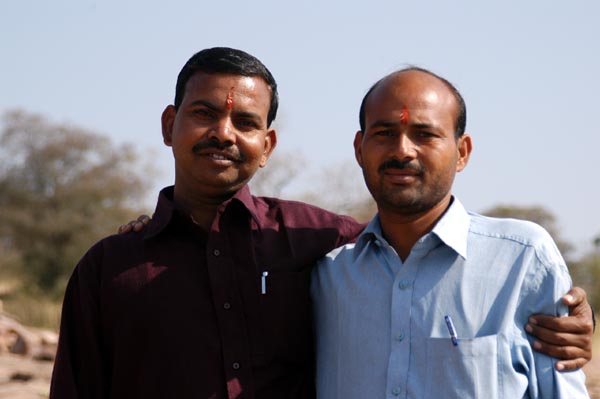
top-left (378, 195), bottom-right (452, 261)
top-left (172, 184), bottom-right (238, 231)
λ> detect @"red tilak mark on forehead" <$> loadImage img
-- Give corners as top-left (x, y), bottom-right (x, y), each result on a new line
top-left (400, 105), bottom-right (410, 125)
top-left (225, 87), bottom-right (234, 109)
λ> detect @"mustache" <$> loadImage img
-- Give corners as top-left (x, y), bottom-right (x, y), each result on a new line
top-left (378, 159), bottom-right (423, 174)
top-left (192, 139), bottom-right (243, 162)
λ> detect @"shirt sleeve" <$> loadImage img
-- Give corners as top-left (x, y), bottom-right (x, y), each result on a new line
top-left (50, 243), bottom-right (108, 399)
top-left (520, 238), bottom-right (589, 398)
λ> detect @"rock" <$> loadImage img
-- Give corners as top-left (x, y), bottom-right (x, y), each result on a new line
top-left (0, 313), bottom-right (57, 361)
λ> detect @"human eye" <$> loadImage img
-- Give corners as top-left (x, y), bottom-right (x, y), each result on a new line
top-left (235, 117), bottom-right (261, 131)
top-left (193, 108), bottom-right (209, 116)
top-left (373, 129), bottom-right (395, 137)
top-left (415, 130), bottom-right (437, 140)
top-left (190, 108), bottom-right (216, 121)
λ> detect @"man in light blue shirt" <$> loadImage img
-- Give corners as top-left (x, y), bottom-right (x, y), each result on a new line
top-left (311, 68), bottom-right (589, 398)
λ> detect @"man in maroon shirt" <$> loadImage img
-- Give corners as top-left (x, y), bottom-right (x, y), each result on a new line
top-left (51, 47), bottom-right (593, 399)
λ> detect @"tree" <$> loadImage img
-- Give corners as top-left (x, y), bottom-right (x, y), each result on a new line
top-left (250, 155), bottom-right (376, 222)
top-left (0, 110), bottom-right (150, 296)
top-left (249, 151), bottom-right (306, 198)
top-left (296, 160), bottom-right (375, 222)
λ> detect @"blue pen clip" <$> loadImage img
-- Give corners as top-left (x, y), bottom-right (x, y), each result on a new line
top-left (444, 315), bottom-right (458, 346)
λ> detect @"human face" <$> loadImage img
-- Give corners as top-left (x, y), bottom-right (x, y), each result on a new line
top-left (162, 72), bottom-right (277, 199)
top-left (354, 71), bottom-right (471, 216)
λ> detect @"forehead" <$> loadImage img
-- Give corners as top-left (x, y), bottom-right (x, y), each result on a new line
top-left (183, 72), bottom-right (271, 112)
top-left (365, 71), bottom-right (458, 127)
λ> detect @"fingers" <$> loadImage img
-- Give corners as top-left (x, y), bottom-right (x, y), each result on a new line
top-left (555, 358), bottom-right (590, 371)
top-left (530, 336), bottom-right (588, 360)
top-left (132, 221), bottom-right (145, 232)
top-left (118, 223), bottom-right (133, 234)
top-left (562, 286), bottom-right (587, 308)
top-left (526, 320), bottom-right (590, 349)
top-left (132, 215), bottom-right (151, 232)
top-left (531, 338), bottom-right (590, 370)
top-left (528, 287), bottom-right (593, 335)
top-left (117, 215), bottom-right (151, 234)
top-left (528, 313), bottom-right (591, 334)
top-left (526, 316), bottom-right (592, 370)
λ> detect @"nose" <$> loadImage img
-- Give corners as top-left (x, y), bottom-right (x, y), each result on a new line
top-left (208, 117), bottom-right (236, 144)
top-left (395, 134), bottom-right (417, 161)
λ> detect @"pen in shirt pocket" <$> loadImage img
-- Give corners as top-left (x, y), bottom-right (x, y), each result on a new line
top-left (261, 271), bottom-right (269, 295)
top-left (444, 315), bottom-right (458, 346)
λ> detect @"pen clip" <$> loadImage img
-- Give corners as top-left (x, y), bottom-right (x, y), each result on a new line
top-left (261, 271), bottom-right (269, 295)
top-left (444, 315), bottom-right (458, 346)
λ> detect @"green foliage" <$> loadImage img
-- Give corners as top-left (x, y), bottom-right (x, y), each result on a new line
top-left (0, 109), bottom-right (150, 300)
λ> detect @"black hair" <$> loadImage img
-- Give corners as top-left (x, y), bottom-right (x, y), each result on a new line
top-left (358, 67), bottom-right (467, 138)
top-left (174, 47), bottom-right (279, 127)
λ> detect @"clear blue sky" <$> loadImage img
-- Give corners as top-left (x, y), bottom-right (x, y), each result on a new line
top-left (2, 0), bottom-right (599, 254)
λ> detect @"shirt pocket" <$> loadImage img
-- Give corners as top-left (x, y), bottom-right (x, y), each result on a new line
top-left (256, 268), bottom-right (313, 365)
top-left (424, 334), bottom-right (499, 399)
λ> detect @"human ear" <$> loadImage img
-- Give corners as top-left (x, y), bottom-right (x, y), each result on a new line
top-left (161, 105), bottom-right (176, 146)
top-left (259, 128), bottom-right (278, 168)
top-left (456, 134), bottom-right (472, 172)
top-left (354, 130), bottom-right (364, 167)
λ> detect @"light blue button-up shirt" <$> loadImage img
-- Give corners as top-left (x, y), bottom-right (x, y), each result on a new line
top-left (311, 198), bottom-right (588, 399)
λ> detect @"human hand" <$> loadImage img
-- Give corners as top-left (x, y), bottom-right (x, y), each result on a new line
top-left (117, 215), bottom-right (151, 234)
top-left (526, 286), bottom-right (593, 371)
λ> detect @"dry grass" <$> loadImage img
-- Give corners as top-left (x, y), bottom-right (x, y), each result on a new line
top-left (0, 295), bottom-right (61, 332)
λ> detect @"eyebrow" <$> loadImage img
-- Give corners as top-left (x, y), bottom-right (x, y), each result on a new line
top-left (367, 120), bottom-right (398, 130)
top-left (367, 120), bottom-right (439, 131)
top-left (189, 99), bottom-right (220, 112)
top-left (411, 122), bottom-right (439, 131)
top-left (188, 100), bottom-right (264, 123)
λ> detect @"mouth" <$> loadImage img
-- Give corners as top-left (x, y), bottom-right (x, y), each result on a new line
top-left (378, 159), bottom-right (422, 185)
top-left (201, 150), bottom-right (241, 163)
top-left (192, 141), bottom-right (243, 163)
top-left (383, 168), bottom-right (419, 184)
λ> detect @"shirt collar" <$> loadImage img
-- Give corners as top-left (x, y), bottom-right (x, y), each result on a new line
top-left (355, 197), bottom-right (470, 259)
top-left (143, 185), bottom-right (260, 239)
top-left (230, 184), bottom-right (262, 229)
top-left (430, 197), bottom-right (470, 259)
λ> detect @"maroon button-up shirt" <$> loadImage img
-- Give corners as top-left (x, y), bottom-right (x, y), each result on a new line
top-left (50, 185), bottom-right (364, 399)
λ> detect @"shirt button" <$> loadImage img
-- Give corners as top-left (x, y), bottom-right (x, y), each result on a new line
top-left (213, 249), bottom-right (221, 256)
top-left (398, 280), bottom-right (410, 290)
top-left (223, 302), bottom-right (231, 310)
top-left (395, 332), bottom-right (405, 341)
top-left (392, 386), bottom-right (401, 396)
top-left (232, 362), bottom-right (240, 370)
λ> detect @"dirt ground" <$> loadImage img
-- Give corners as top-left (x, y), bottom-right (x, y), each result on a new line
top-left (0, 354), bottom-right (52, 399)
top-left (0, 352), bottom-right (599, 399)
